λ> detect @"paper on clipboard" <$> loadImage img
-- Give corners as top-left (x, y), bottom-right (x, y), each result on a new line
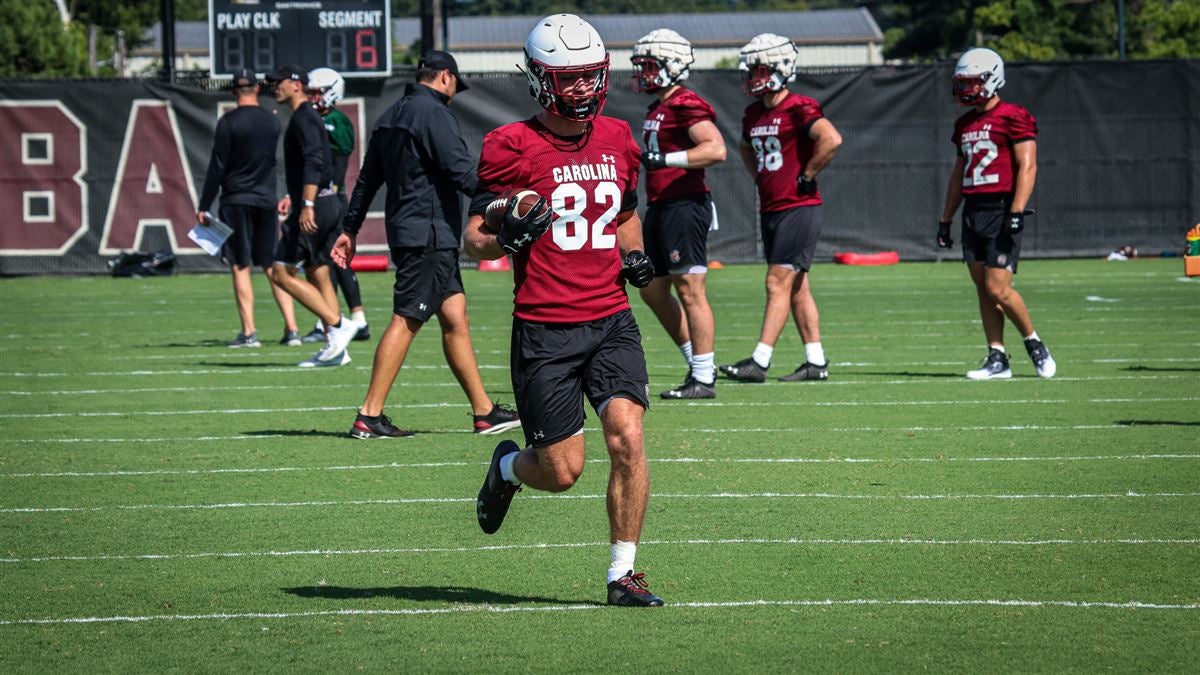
top-left (188, 213), bottom-right (234, 256)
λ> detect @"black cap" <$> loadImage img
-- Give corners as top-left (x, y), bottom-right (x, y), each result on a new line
top-left (419, 50), bottom-right (469, 92)
top-left (231, 68), bottom-right (256, 89)
top-left (264, 64), bottom-right (308, 86)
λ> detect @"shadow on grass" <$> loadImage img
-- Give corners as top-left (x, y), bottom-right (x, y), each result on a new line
top-left (282, 585), bottom-right (596, 606)
top-left (150, 340), bottom-right (228, 348)
top-left (1122, 365), bottom-right (1200, 373)
top-left (843, 371), bottom-right (964, 379)
top-left (1115, 420), bottom-right (1200, 427)
top-left (195, 361), bottom-right (297, 368)
top-left (244, 429), bottom-right (350, 439)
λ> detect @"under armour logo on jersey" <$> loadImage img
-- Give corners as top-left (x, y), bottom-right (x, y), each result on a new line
top-left (533, 430), bottom-right (545, 440)
top-left (601, 154), bottom-right (615, 163)
top-left (419, 303), bottom-right (427, 311)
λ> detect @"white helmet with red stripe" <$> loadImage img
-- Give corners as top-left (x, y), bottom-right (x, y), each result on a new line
top-left (524, 14), bottom-right (610, 121)
top-left (631, 29), bottom-right (694, 93)
top-left (953, 48), bottom-right (1006, 105)
top-left (738, 33), bottom-right (798, 97)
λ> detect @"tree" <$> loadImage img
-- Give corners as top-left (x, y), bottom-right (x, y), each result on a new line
top-left (0, 0), bottom-right (89, 77)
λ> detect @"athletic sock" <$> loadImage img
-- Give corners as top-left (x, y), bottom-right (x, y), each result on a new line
top-left (751, 342), bottom-right (774, 369)
top-left (804, 342), bottom-right (826, 367)
top-left (678, 340), bottom-right (694, 367)
top-left (989, 344), bottom-right (1006, 353)
top-left (498, 450), bottom-right (522, 486)
top-left (1023, 331), bottom-right (1041, 343)
top-left (692, 352), bottom-right (715, 385)
top-left (608, 540), bottom-right (637, 583)
top-left (351, 310), bottom-right (367, 325)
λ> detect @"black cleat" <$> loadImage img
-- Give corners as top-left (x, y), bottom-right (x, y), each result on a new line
top-left (718, 357), bottom-right (768, 383)
top-left (660, 377), bottom-right (716, 399)
top-left (607, 571), bottom-right (664, 607)
top-left (354, 323), bottom-right (371, 341)
top-left (349, 413), bottom-right (414, 439)
top-left (477, 440), bottom-right (521, 534)
top-left (473, 402), bottom-right (522, 435)
top-left (966, 349), bottom-right (1012, 380)
top-left (1024, 339), bottom-right (1057, 378)
top-left (778, 362), bottom-right (829, 382)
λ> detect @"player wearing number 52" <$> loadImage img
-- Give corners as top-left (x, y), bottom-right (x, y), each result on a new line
top-left (720, 34), bottom-right (842, 386)
top-left (938, 48), bottom-right (1056, 381)
top-left (464, 14), bottom-right (664, 607)
top-left (631, 29), bottom-right (727, 401)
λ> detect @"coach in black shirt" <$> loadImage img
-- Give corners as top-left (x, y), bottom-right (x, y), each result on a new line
top-left (196, 69), bottom-right (300, 348)
top-left (331, 51), bottom-right (518, 439)
top-left (265, 64), bottom-right (361, 368)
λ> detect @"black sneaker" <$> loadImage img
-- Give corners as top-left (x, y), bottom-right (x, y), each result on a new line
top-left (354, 324), bottom-right (371, 341)
top-left (279, 330), bottom-right (302, 347)
top-left (1024, 338), bottom-right (1057, 378)
top-left (966, 349), bottom-right (1012, 380)
top-left (607, 570), bottom-right (664, 607)
top-left (660, 377), bottom-right (716, 399)
top-left (473, 402), bottom-right (521, 435)
top-left (301, 326), bottom-right (325, 344)
top-left (779, 362), bottom-right (829, 382)
top-left (348, 413), bottom-right (414, 439)
top-left (719, 357), bottom-right (768, 383)
top-left (477, 440), bottom-right (522, 534)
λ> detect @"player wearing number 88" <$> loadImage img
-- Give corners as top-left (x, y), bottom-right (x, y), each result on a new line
top-left (720, 33), bottom-right (842, 386)
top-left (939, 48), bottom-right (1056, 380)
top-left (464, 14), bottom-right (664, 608)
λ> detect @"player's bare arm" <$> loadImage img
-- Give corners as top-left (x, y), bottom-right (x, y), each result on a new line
top-left (803, 118), bottom-right (843, 180)
top-left (739, 140), bottom-right (757, 176)
top-left (616, 209), bottom-right (645, 256)
top-left (683, 120), bottom-right (727, 168)
top-left (464, 214), bottom-right (504, 261)
top-left (1010, 140), bottom-right (1037, 213)
top-left (941, 155), bottom-right (968, 222)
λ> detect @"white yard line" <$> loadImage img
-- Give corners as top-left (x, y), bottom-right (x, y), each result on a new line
top-left (1, 597), bottom-right (1195, 625)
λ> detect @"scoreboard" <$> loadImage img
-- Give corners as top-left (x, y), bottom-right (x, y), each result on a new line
top-left (208, 0), bottom-right (392, 79)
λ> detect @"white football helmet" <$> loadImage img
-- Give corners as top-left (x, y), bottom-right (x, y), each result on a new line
top-left (631, 29), bottom-right (694, 93)
top-left (307, 67), bottom-right (345, 113)
top-left (738, 33), bottom-right (798, 97)
top-left (523, 14), bottom-right (610, 121)
top-left (953, 48), bottom-right (1005, 105)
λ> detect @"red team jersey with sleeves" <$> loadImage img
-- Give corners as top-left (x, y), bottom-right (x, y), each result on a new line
top-left (952, 101), bottom-right (1037, 196)
top-left (642, 88), bottom-right (716, 202)
top-left (742, 92), bottom-right (825, 212)
top-left (477, 116), bottom-right (642, 323)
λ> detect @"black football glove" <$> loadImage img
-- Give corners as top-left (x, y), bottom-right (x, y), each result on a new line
top-left (937, 220), bottom-right (954, 249)
top-left (797, 174), bottom-right (818, 195)
top-left (621, 250), bottom-right (654, 288)
top-left (641, 151), bottom-right (667, 170)
top-left (496, 195), bottom-right (553, 255)
top-left (1006, 212), bottom-right (1025, 234)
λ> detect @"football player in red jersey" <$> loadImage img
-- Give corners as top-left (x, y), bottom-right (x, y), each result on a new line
top-left (938, 48), bottom-right (1056, 380)
top-left (463, 14), bottom-right (664, 608)
top-left (631, 29), bottom-right (727, 400)
top-left (719, 34), bottom-right (842, 385)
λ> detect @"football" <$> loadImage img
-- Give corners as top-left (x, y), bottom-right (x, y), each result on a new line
top-left (483, 189), bottom-right (544, 233)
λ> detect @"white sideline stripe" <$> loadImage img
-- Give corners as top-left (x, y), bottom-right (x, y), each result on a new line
top-left (3, 537), bottom-right (1197, 564)
top-left (5, 454), bottom-right (1198, 479)
top-left (1, 598), bottom-right (1196, 625)
top-left (3, 491), bottom-right (1197, 514)
top-left (4, 396), bottom-right (1198, 420)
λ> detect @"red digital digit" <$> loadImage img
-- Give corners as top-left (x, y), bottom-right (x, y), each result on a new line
top-left (355, 30), bottom-right (378, 69)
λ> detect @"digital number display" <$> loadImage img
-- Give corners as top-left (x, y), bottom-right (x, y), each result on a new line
top-left (208, 0), bottom-right (391, 78)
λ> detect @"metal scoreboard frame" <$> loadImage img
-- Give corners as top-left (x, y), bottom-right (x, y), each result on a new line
top-left (208, 0), bottom-right (392, 79)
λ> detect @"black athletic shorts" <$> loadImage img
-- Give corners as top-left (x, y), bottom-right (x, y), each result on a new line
top-left (510, 309), bottom-right (650, 449)
top-left (390, 244), bottom-right (464, 323)
top-left (644, 194), bottom-right (713, 276)
top-left (275, 193), bottom-right (343, 268)
top-left (962, 199), bottom-right (1022, 274)
top-left (760, 204), bottom-right (823, 271)
top-left (219, 204), bottom-right (277, 268)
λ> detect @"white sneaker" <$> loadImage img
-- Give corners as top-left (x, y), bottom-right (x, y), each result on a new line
top-left (314, 316), bottom-right (360, 364)
top-left (966, 349), bottom-right (1012, 380)
top-left (298, 349), bottom-right (351, 368)
top-left (1024, 339), bottom-right (1057, 378)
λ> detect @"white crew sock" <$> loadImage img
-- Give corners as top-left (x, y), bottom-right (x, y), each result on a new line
top-left (608, 540), bottom-right (637, 583)
top-left (804, 342), bottom-right (826, 367)
top-left (990, 344), bottom-right (1007, 353)
top-left (1023, 331), bottom-right (1040, 343)
top-left (751, 342), bottom-right (774, 369)
top-left (691, 352), bottom-right (715, 385)
top-left (678, 340), bottom-right (694, 368)
top-left (351, 310), bottom-right (367, 325)
top-left (314, 319), bottom-right (324, 332)
top-left (499, 450), bottom-right (521, 486)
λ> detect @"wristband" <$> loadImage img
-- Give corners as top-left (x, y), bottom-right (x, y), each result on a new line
top-left (303, 199), bottom-right (315, 207)
top-left (664, 151), bottom-right (689, 168)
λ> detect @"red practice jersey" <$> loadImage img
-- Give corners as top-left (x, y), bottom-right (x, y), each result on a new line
top-left (477, 116), bottom-right (642, 323)
top-left (642, 87), bottom-right (716, 202)
top-left (741, 92), bottom-right (824, 213)
top-left (952, 101), bottom-right (1037, 196)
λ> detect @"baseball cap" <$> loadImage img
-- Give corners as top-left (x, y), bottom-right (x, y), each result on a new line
top-left (231, 68), bottom-right (256, 89)
top-left (419, 50), bottom-right (469, 92)
top-left (264, 64), bottom-right (308, 86)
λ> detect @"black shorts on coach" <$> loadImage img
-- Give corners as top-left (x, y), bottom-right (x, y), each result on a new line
top-left (389, 244), bottom-right (464, 323)
top-left (961, 198), bottom-right (1022, 274)
top-left (275, 193), bottom-right (343, 268)
top-left (510, 309), bottom-right (650, 449)
top-left (760, 204), bottom-right (823, 271)
top-left (644, 194), bottom-right (713, 276)
top-left (219, 204), bottom-right (277, 268)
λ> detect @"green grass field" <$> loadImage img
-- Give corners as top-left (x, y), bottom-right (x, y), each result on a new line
top-left (1, 258), bottom-right (1197, 672)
